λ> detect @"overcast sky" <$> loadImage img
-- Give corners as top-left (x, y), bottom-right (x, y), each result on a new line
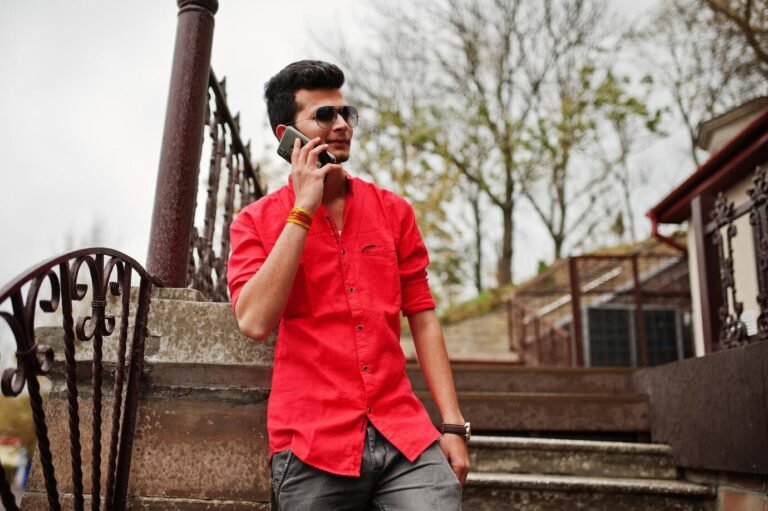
top-left (0, 1), bottom-right (368, 282)
top-left (1, 0), bottom-right (697, 367)
top-left (0, 0), bottom-right (685, 288)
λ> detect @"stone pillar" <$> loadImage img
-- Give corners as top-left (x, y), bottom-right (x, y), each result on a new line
top-left (125, 289), bottom-right (274, 508)
top-left (147, 0), bottom-right (218, 287)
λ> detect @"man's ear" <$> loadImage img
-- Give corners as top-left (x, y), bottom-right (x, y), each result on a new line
top-left (275, 124), bottom-right (287, 141)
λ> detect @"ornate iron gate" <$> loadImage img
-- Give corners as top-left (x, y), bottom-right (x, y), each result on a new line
top-left (0, 248), bottom-right (160, 510)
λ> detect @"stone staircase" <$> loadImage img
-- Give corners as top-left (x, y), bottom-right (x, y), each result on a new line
top-left (464, 436), bottom-right (714, 510)
top-left (408, 362), bottom-right (650, 437)
top-left (407, 361), bottom-right (716, 510)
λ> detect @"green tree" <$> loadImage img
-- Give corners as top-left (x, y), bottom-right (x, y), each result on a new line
top-left (332, 0), bottom-right (667, 279)
top-left (594, 72), bottom-right (663, 244)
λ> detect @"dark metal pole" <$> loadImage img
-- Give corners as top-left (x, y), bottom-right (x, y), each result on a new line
top-left (568, 257), bottom-right (585, 367)
top-left (147, 0), bottom-right (219, 286)
top-left (506, 300), bottom-right (516, 352)
top-left (631, 254), bottom-right (649, 367)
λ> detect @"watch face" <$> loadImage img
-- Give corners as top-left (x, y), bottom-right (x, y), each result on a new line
top-left (464, 422), bottom-right (471, 442)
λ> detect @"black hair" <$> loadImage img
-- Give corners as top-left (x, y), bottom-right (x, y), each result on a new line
top-left (264, 60), bottom-right (346, 135)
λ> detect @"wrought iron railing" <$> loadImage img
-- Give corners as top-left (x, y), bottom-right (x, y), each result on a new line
top-left (506, 295), bottom-right (571, 366)
top-left (706, 165), bottom-right (768, 350)
top-left (0, 248), bottom-right (160, 510)
top-left (186, 69), bottom-right (265, 302)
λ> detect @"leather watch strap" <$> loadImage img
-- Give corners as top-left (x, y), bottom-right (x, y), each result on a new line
top-left (440, 422), bottom-right (470, 442)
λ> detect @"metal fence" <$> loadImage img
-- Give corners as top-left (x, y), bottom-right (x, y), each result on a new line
top-left (705, 165), bottom-right (768, 350)
top-left (186, 70), bottom-right (265, 302)
top-left (0, 248), bottom-right (159, 510)
top-left (508, 249), bottom-right (692, 367)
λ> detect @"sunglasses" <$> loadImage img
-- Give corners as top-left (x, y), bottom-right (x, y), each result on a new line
top-left (290, 105), bottom-right (359, 129)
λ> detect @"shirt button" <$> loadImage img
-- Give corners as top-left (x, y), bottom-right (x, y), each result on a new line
top-left (357, 325), bottom-right (363, 331)
top-left (341, 249), bottom-right (346, 255)
top-left (362, 365), bottom-right (368, 371)
top-left (367, 407), bottom-right (372, 413)
top-left (349, 287), bottom-right (355, 293)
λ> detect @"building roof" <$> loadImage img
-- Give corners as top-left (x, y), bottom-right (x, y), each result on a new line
top-left (647, 105), bottom-right (768, 224)
top-left (696, 97), bottom-right (768, 152)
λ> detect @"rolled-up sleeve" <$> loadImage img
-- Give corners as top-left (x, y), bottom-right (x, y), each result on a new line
top-left (227, 211), bottom-right (266, 312)
top-left (397, 202), bottom-right (436, 316)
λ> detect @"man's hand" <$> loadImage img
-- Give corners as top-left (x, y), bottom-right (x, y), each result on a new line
top-left (290, 137), bottom-right (341, 214)
top-left (439, 433), bottom-right (470, 486)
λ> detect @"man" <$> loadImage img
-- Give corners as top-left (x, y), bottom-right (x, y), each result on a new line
top-left (227, 60), bottom-right (469, 510)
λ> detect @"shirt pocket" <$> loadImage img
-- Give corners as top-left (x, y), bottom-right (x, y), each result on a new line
top-left (360, 242), bottom-right (400, 305)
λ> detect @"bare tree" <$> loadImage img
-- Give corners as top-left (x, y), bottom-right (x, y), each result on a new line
top-left (702, 0), bottom-right (768, 75)
top-left (322, 0), bottom-right (675, 293)
top-left (426, 0), bottom-right (656, 262)
top-left (515, 1), bottom-right (638, 259)
top-left (596, 73), bottom-right (664, 244)
top-left (642, 0), bottom-right (767, 166)
top-left (320, 4), bottom-right (481, 298)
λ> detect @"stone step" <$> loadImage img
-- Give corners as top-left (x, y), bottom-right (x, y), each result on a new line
top-left (470, 436), bottom-right (677, 479)
top-left (463, 473), bottom-right (715, 511)
top-left (418, 390), bottom-right (649, 433)
top-left (407, 362), bottom-right (635, 395)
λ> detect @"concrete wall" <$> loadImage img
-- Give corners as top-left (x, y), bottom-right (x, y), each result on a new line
top-left (401, 306), bottom-right (519, 362)
top-left (632, 340), bottom-right (768, 475)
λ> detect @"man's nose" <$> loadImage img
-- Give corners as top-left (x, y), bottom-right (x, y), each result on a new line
top-left (332, 112), bottom-right (352, 130)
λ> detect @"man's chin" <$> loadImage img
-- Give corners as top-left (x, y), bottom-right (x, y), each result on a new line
top-left (329, 151), bottom-right (350, 163)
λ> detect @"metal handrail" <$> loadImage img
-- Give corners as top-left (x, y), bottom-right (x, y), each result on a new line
top-left (0, 248), bottom-right (159, 510)
top-left (186, 70), bottom-right (266, 302)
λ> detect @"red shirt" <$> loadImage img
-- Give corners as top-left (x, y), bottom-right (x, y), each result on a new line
top-left (227, 175), bottom-right (440, 476)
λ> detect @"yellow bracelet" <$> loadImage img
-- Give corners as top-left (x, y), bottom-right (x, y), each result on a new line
top-left (291, 206), bottom-right (313, 219)
top-left (288, 208), bottom-right (312, 227)
top-left (287, 217), bottom-right (311, 230)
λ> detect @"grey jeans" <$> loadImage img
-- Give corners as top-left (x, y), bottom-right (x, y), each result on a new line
top-left (271, 424), bottom-right (462, 510)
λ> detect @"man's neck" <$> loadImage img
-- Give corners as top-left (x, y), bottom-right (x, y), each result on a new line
top-left (322, 168), bottom-right (348, 205)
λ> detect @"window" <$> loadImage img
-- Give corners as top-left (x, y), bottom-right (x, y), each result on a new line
top-left (586, 306), bottom-right (686, 367)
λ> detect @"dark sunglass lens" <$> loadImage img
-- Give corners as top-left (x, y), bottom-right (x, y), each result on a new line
top-left (342, 106), bottom-right (359, 127)
top-left (315, 106), bottom-right (337, 126)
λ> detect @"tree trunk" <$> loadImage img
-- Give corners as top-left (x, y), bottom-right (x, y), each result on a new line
top-left (471, 189), bottom-right (483, 294)
top-left (554, 235), bottom-right (564, 261)
top-left (498, 203), bottom-right (514, 286)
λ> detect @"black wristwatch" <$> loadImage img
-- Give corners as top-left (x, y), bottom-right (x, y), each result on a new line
top-left (440, 421), bottom-right (471, 443)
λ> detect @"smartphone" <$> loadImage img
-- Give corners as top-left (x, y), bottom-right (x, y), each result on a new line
top-left (277, 126), bottom-right (336, 166)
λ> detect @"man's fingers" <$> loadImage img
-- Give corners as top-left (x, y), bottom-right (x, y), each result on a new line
top-left (298, 137), bottom-right (321, 163)
top-left (309, 143), bottom-right (329, 157)
top-left (289, 137), bottom-right (301, 163)
top-left (454, 461), bottom-right (468, 486)
top-left (307, 144), bottom-right (330, 168)
top-left (320, 163), bottom-right (342, 174)
top-left (440, 435), bottom-right (470, 486)
top-left (450, 456), bottom-right (468, 485)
